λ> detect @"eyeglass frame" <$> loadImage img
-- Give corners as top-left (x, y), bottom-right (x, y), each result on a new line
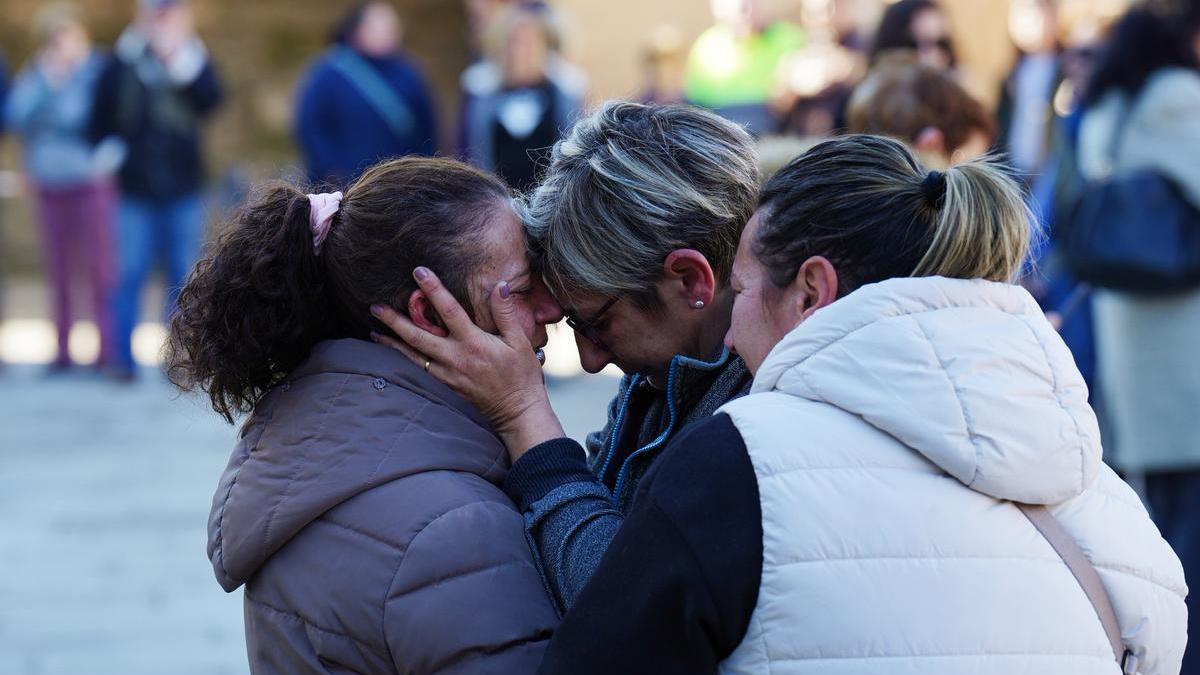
top-left (564, 296), bottom-right (620, 352)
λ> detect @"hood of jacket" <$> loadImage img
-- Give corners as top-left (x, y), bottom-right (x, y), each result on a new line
top-left (752, 276), bottom-right (1102, 505)
top-left (208, 338), bottom-right (508, 592)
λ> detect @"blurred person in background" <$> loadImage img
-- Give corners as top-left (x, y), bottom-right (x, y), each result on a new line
top-left (465, 0), bottom-right (515, 59)
top-left (295, 1), bottom-right (436, 188)
top-left (997, 0), bottom-right (1063, 178)
top-left (168, 157), bottom-right (561, 673)
top-left (460, 1), bottom-right (585, 193)
top-left (1076, 4), bottom-right (1200, 672)
top-left (0, 55), bottom-right (8, 372)
top-left (845, 55), bottom-right (995, 168)
top-left (89, 0), bottom-right (222, 381)
top-left (6, 3), bottom-right (118, 373)
top-left (639, 24), bottom-right (687, 104)
top-left (684, 0), bottom-right (805, 136)
top-left (869, 0), bottom-right (956, 70)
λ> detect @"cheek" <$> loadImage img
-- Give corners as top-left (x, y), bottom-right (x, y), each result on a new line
top-left (729, 294), bottom-right (761, 347)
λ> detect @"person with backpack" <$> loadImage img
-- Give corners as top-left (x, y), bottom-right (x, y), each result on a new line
top-left (295, 2), bottom-right (437, 188)
top-left (1074, 3), bottom-right (1200, 671)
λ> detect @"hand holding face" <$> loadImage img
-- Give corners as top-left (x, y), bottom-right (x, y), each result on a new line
top-left (370, 267), bottom-right (565, 461)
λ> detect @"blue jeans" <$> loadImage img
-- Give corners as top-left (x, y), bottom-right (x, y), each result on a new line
top-left (1146, 469), bottom-right (1200, 674)
top-left (112, 194), bottom-right (204, 371)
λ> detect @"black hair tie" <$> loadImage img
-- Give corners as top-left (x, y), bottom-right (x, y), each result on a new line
top-left (921, 170), bottom-right (947, 209)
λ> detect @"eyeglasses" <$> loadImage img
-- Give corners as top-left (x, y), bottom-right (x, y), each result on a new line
top-left (564, 296), bottom-right (619, 352)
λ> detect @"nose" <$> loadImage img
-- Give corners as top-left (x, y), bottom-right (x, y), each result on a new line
top-left (723, 326), bottom-right (736, 354)
top-left (574, 331), bottom-right (611, 374)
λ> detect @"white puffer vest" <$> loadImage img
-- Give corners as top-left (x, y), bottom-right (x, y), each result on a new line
top-left (718, 277), bottom-right (1188, 675)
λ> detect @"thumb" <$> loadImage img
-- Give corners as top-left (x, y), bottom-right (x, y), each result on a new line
top-left (492, 281), bottom-right (530, 349)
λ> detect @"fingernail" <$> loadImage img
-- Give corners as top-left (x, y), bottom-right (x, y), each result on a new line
top-left (369, 331), bottom-right (380, 342)
top-left (414, 267), bottom-right (430, 281)
top-left (499, 281), bottom-right (510, 300)
top-left (370, 304), bottom-right (383, 317)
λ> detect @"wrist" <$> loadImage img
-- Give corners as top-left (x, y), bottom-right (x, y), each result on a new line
top-left (499, 398), bottom-right (564, 462)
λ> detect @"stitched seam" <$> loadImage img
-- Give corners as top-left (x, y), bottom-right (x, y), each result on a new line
top-left (380, 500), bottom-right (524, 664)
top-left (316, 516), bottom-right (405, 551)
top-left (261, 373), bottom-right (351, 552)
top-left (762, 652), bottom-right (1116, 663)
top-left (478, 433), bottom-right (509, 482)
top-left (771, 554), bottom-right (1088, 566)
top-left (776, 302), bottom-right (1037, 373)
top-left (245, 593), bottom-right (388, 659)
top-left (364, 400), bottom-right (429, 489)
top-left (767, 553), bottom-right (1186, 595)
top-left (911, 317), bottom-right (981, 486)
top-left (755, 464), bottom-right (943, 479)
top-left (1017, 316), bottom-right (1089, 494)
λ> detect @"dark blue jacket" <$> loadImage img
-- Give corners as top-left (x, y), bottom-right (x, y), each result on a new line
top-left (89, 32), bottom-right (222, 200)
top-left (295, 48), bottom-right (436, 187)
top-left (533, 413), bottom-right (762, 674)
top-left (503, 349), bottom-right (753, 614)
top-left (0, 56), bottom-right (9, 134)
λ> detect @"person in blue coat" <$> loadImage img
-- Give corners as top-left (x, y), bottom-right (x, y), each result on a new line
top-left (295, 1), bottom-right (437, 188)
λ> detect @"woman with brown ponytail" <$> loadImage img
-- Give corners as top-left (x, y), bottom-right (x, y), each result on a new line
top-left (378, 135), bottom-right (1187, 674)
top-left (167, 157), bottom-right (563, 673)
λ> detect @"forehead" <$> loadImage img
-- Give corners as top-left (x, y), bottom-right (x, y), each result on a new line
top-left (476, 202), bottom-right (529, 278)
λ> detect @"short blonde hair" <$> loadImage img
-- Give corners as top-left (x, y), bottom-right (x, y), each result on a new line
top-left (527, 101), bottom-right (759, 305)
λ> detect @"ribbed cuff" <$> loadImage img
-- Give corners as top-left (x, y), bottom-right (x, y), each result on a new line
top-left (503, 437), bottom-right (594, 512)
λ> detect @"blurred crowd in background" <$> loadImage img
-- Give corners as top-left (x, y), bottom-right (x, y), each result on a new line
top-left (2, 0), bottom-right (1200, 540)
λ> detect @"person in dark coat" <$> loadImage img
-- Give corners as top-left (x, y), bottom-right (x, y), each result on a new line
top-left (89, 0), bottom-right (222, 380)
top-left (166, 156), bottom-right (563, 674)
top-left (295, 1), bottom-right (437, 188)
top-left (460, 2), bottom-right (584, 193)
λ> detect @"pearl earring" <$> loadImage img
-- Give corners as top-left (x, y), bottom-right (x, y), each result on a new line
top-left (692, 300), bottom-right (705, 309)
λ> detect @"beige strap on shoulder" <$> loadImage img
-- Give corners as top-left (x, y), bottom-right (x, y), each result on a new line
top-left (1016, 503), bottom-right (1139, 674)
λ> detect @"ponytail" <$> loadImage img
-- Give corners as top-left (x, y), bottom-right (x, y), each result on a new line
top-left (913, 157), bottom-right (1039, 283)
top-left (755, 134), bottom-right (1037, 296)
top-left (166, 182), bottom-right (333, 423)
top-left (166, 156), bottom-right (512, 424)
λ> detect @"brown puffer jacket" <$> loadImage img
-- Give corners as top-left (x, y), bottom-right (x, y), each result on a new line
top-left (207, 338), bottom-right (558, 673)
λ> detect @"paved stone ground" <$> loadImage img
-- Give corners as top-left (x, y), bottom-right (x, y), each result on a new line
top-left (0, 361), bottom-right (617, 674)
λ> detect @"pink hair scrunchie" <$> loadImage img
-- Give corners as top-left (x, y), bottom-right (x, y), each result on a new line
top-left (307, 191), bottom-right (343, 256)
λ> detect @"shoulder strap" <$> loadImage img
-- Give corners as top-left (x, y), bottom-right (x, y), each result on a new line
top-left (326, 46), bottom-right (415, 141)
top-left (1016, 503), bottom-right (1139, 673)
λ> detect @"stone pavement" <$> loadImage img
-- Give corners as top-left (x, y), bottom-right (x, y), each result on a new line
top-left (0, 362), bottom-right (617, 674)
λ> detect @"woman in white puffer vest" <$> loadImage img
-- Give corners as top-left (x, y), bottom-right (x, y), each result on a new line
top-left (716, 135), bottom-right (1188, 674)
top-left (532, 134), bottom-right (1187, 675)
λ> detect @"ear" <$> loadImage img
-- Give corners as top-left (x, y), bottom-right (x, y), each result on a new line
top-left (793, 256), bottom-right (840, 321)
top-left (661, 249), bottom-right (717, 308)
top-left (914, 126), bottom-right (947, 156)
top-left (406, 290), bottom-right (450, 338)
